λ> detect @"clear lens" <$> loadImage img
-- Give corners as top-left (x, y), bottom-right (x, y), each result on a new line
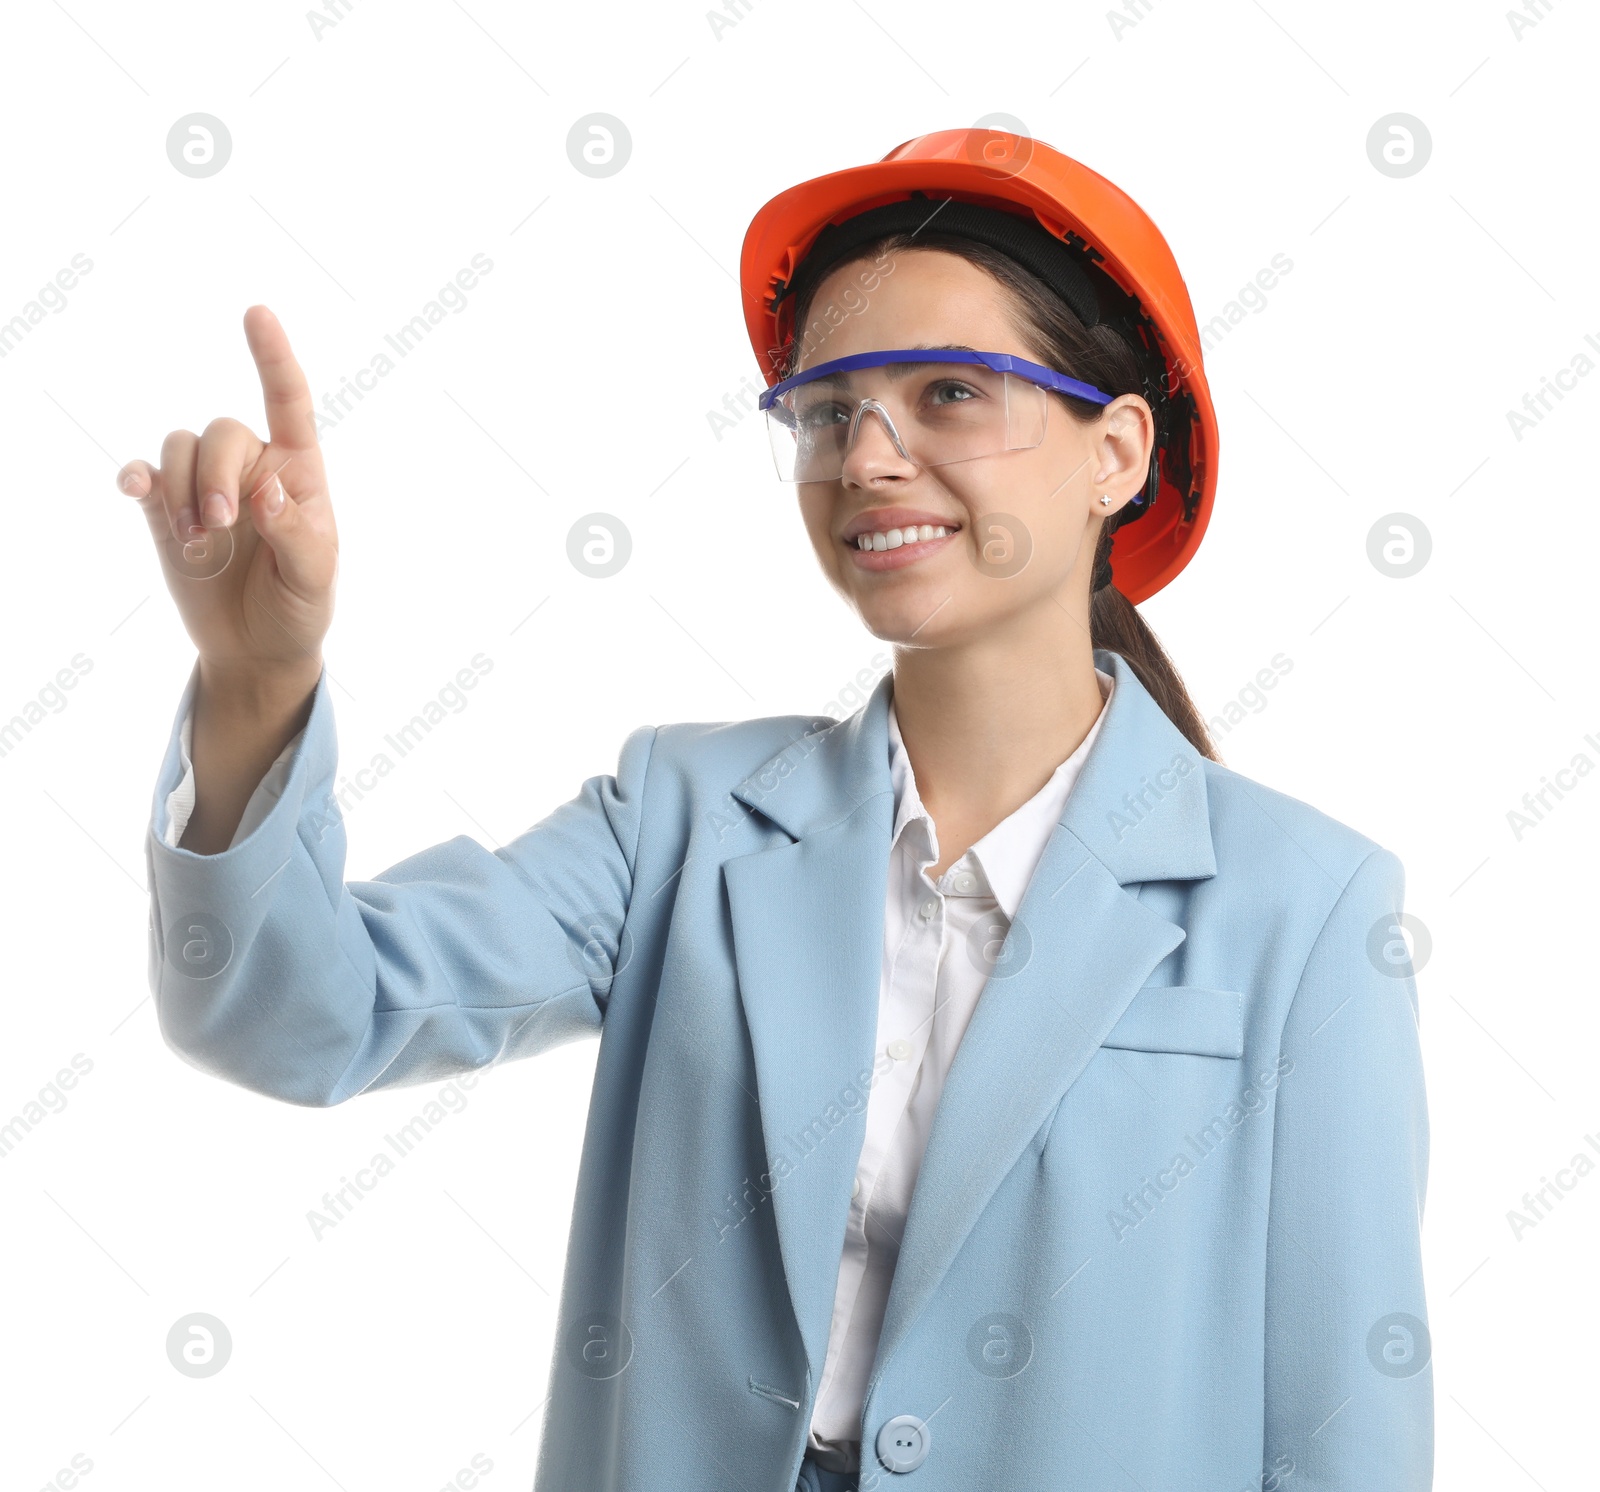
top-left (764, 361), bottom-right (1048, 483)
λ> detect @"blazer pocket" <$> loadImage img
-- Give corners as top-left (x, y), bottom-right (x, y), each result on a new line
top-left (1100, 985), bottom-right (1244, 1060)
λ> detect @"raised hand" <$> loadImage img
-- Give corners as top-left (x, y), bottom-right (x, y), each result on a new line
top-left (120, 304), bottom-right (337, 686)
top-left (123, 306), bottom-right (338, 853)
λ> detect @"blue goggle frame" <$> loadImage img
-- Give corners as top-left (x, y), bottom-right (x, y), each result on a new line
top-left (756, 347), bottom-right (1115, 410)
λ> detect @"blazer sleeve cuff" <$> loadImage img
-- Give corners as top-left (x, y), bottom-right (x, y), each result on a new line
top-left (145, 657), bottom-right (335, 984)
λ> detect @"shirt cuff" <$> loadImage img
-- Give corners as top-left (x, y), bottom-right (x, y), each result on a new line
top-left (159, 706), bottom-right (307, 851)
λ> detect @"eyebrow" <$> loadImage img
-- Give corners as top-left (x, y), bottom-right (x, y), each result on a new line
top-left (803, 344), bottom-right (981, 389)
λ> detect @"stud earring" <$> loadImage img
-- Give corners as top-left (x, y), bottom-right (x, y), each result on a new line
top-left (1099, 494), bottom-right (1112, 507)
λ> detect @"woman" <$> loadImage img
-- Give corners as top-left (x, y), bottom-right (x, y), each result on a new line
top-left (126, 130), bottom-right (1431, 1491)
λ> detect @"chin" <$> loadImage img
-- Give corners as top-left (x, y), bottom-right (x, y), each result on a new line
top-left (851, 590), bottom-right (974, 648)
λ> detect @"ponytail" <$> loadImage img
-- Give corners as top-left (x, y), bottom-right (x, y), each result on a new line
top-left (1090, 521), bottom-right (1220, 761)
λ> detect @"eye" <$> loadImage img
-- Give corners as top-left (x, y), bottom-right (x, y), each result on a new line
top-left (794, 398), bottom-right (849, 430)
top-left (925, 379), bottom-right (979, 407)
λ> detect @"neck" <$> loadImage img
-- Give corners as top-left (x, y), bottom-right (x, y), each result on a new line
top-left (889, 603), bottom-right (1106, 875)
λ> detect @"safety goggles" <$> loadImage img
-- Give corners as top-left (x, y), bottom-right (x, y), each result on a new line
top-left (757, 348), bottom-right (1113, 484)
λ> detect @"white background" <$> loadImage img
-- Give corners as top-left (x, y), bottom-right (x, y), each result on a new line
top-left (1, 0), bottom-right (1595, 1488)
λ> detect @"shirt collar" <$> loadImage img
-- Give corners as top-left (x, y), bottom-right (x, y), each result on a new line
top-left (886, 668), bottom-right (1115, 919)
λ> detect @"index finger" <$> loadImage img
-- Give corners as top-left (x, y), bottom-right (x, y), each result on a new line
top-left (242, 305), bottom-right (319, 452)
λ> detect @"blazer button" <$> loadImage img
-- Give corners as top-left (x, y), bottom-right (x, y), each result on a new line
top-left (875, 1413), bottom-right (930, 1473)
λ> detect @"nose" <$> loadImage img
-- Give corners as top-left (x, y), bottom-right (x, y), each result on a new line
top-left (839, 398), bottom-right (916, 485)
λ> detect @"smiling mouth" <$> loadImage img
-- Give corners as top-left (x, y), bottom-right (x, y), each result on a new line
top-left (847, 522), bottom-right (961, 552)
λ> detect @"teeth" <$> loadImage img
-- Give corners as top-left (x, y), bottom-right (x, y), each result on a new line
top-left (855, 525), bottom-right (951, 551)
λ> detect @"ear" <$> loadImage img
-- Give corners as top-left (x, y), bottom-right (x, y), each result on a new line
top-left (1093, 394), bottom-right (1157, 513)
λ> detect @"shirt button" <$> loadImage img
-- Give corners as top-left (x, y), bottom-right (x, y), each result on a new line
top-left (953, 871), bottom-right (978, 894)
top-left (887, 1037), bottom-right (913, 1062)
top-left (852, 1174), bottom-right (861, 1199)
top-left (918, 898), bottom-right (937, 920)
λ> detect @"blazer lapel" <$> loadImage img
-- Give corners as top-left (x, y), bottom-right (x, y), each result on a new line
top-left (722, 647), bottom-right (1219, 1398)
top-left (868, 647), bottom-right (1218, 1391)
top-left (723, 676), bottom-right (897, 1386)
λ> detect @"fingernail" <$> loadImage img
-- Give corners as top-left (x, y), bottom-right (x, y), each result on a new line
top-left (119, 470), bottom-right (142, 495)
top-left (263, 476), bottom-right (285, 515)
top-left (202, 492), bottom-right (232, 528)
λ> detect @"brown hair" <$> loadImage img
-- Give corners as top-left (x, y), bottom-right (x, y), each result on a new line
top-left (778, 230), bottom-right (1221, 763)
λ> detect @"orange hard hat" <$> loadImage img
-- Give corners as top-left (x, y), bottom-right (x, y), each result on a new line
top-left (738, 129), bottom-right (1218, 605)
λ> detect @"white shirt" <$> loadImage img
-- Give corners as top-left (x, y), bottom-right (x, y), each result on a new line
top-left (160, 668), bottom-right (1116, 1472)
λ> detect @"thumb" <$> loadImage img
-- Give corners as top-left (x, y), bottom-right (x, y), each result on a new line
top-left (246, 469), bottom-right (333, 597)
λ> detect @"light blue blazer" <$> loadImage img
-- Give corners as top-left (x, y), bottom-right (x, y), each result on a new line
top-left (144, 645), bottom-right (1431, 1491)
